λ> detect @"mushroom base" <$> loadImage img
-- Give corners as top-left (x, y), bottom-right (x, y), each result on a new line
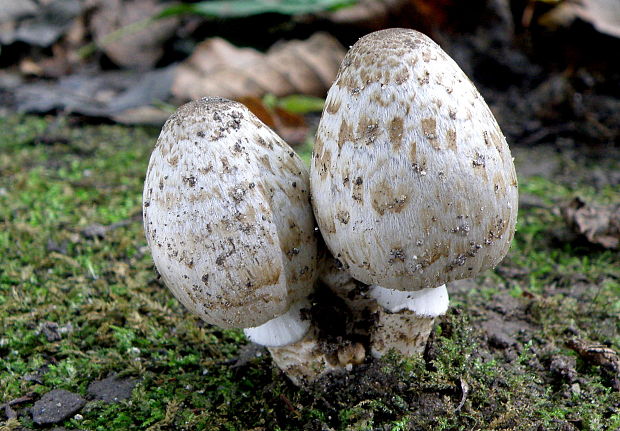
top-left (321, 260), bottom-right (439, 360)
top-left (266, 261), bottom-right (443, 385)
top-left (266, 279), bottom-right (369, 386)
top-left (268, 327), bottom-right (365, 386)
top-left (370, 309), bottom-right (435, 358)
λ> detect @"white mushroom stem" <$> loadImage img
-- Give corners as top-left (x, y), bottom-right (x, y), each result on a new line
top-left (369, 284), bottom-right (449, 317)
top-left (243, 299), bottom-right (311, 347)
top-left (368, 285), bottom-right (449, 359)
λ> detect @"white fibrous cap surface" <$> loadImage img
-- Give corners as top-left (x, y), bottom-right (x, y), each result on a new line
top-left (369, 284), bottom-right (449, 317)
top-left (244, 299), bottom-right (311, 347)
top-left (143, 98), bottom-right (318, 329)
top-left (310, 29), bottom-right (518, 292)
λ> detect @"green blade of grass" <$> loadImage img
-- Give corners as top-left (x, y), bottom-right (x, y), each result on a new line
top-left (157, 0), bottom-right (357, 19)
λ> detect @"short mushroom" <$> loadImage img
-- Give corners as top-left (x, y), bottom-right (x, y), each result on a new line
top-left (143, 97), bottom-right (368, 385)
top-left (310, 29), bottom-right (518, 357)
top-left (143, 97), bottom-right (318, 350)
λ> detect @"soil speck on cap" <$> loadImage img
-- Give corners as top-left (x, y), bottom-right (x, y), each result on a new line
top-left (421, 117), bottom-right (438, 149)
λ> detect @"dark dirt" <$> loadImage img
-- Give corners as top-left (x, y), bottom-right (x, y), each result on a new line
top-left (30, 389), bottom-right (86, 425)
top-left (86, 375), bottom-right (138, 403)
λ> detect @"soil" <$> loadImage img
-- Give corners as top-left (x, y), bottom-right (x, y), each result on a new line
top-left (86, 375), bottom-right (138, 404)
top-left (30, 390), bottom-right (85, 425)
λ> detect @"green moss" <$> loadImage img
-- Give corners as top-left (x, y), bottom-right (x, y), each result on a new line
top-left (0, 115), bottom-right (618, 430)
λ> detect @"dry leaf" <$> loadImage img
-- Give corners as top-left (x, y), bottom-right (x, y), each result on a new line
top-left (238, 96), bottom-right (308, 146)
top-left (13, 66), bottom-right (175, 125)
top-left (10, 10), bottom-right (89, 79)
top-left (19, 44), bottom-right (77, 78)
top-left (90, 0), bottom-right (179, 69)
top-left (0, 0), bottom-right (37, 23)
top-left (0, 0), bottom-right (82, 47)
top-left (111, 105), bottom-right (173, 125)
top-left (272, 105), bottom-right (308, 145)
top-left (539, 0), bottom-right (620, 38)
top-left (172, 32), bottom-right (345, 102)
top-left (567, 338), bottom-right (620, 390)
top-left (236, 96), bottom-right (279, 130)
top-left (573, 0), bottom-right (620, 37)
top-left (18, 57), bottom-right (43, 76)
top-left (324, 0), bottom-right (407, 28)
top-left (561, 197), bottom-right (620, 249)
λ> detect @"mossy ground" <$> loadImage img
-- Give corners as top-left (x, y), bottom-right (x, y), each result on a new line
top-left (0, 115), bottom-right (618, 430)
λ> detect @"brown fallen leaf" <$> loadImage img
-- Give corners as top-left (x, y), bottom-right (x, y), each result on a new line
top-left (567, 338), bottom-right (620, 390)
top-left (539, 0), bottom-right (620, 38)
top-left (238, 96), bottom-right (308, 146)
top-left (172, 32), bottom-right (345, 102)
top-left (561, 197), bottom-right (620, 249)
top-left (322, 0), bottom-right (479, 32)
top-left (0, 0), bottom-right (82, 47)
top-left (90, 0), bottom-right (179, 70)
top-left (237, 96), bottom-right (279, 130)
top-left (323, 0), bottom-right (408, 29)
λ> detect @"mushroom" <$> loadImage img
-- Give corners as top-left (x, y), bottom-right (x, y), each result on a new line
top-left (310, 28), bottom-right (518, 357)
top-left (143, 97), bottom-right (367, 385)
top-left (143, 97), bottom-right (318, 350)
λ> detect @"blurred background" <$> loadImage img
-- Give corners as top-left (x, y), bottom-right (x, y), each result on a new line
top-left (1, 1), bottom-right (619, 430)
top-left (1, 0), bottom-right (620, 148)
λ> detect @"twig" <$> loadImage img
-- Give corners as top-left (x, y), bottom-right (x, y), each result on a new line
top-left (456, 378), bottom-right (469, 412)
top-left (279, 394), bottom-right (300, 417)
top-left (0, 392), bottom-right (36, 409)
top-left (0, 392), bottom-right (36, 419)
top-left (567, 338), bottom-right (620, 391)
top-left (519, 124), bottom-right (575, 146)
top-left (78, 16), bottom-right (157, 59)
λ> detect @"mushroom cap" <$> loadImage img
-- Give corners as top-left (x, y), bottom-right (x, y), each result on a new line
top-left (310, 29), bottom-right (518, 291)
top-left (144, 97), bottom-right (318, 328)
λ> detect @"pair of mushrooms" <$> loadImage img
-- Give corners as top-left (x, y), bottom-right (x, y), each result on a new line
top-left (143, 29), bottom-right (518, 385)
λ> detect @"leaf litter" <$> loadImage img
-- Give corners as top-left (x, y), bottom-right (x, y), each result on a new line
top-left (172, 32), bottom-right (345, 102)
top-left (562, 197), bottom-right (620, 249)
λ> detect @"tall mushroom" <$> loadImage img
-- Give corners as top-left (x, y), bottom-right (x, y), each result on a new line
top-left (143, 97), bottom-right (318, 349)
top-left (310, 28), bottom-right (518, 357)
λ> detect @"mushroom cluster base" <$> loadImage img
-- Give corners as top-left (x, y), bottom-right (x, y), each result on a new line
top-left (370, 310), bottom-right (435, 358)
top-left (266, 277), bottom-right (369, 385)
top-left (266, 258), bottom-right (443, 385)
top-left (268, 328), bottom-right (365, 386)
